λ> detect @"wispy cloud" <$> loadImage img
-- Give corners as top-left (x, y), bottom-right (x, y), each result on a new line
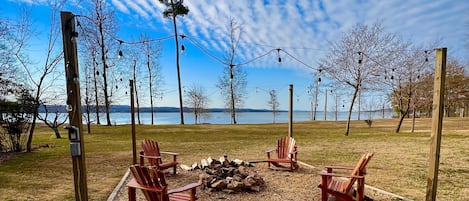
top-left (114, 0), bottom-right (468, 66)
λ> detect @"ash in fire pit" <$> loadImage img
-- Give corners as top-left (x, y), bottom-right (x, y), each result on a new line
top-left (182, 156), bottom-right (265, 194)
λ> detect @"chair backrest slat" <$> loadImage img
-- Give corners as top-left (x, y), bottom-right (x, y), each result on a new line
top-left (342, 153), bottom-right (374, 192)
top-left (130, 165), bottom-right (169, 201)
top-left (142, 139), bottom-right (162, 166)
top-left (277, 136), bottom-right (296, 159)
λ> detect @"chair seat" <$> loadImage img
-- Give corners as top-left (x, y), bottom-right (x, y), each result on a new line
top-left (266, 136), bottom-right (298, 171)
top-left (266, 158), bottom-right (295, 163)
top-left (318, 153), bottom-right (374, 201)
top-left (127, 165), bottom-right (201, 201)
top-left (159, 161), bottom-right (179, 169)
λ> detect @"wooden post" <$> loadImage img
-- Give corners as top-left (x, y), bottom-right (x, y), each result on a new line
top-left (288, 84), bottom-right (293, 137)
top-left (324, 89), bottom-right (327, 120)
top-left (60, 11), bottom-right (88, 201)
top-left (130, 80), bottom-right (137, 165)
top-left (425, 48), bottom-right (446, 201)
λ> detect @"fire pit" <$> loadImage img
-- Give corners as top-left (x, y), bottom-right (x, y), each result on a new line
top-left (181, 156), bottom-right (265, 194)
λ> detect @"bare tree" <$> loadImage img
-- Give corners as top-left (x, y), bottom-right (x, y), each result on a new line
top-left (387, 47), bottom-right (430, 133)
top-left (443, 58), bottom-right (468, 117)
top-left (37, 105), bottom-right (67, 138)
top-left (10, 4), bottom-right (65, 151)
top-left (267, 90), bottom-right (280, 123)
top-left (217, 17), bottom-right (247, 124)
top-left (140, 35), bottom-right (163, 125)
top-left (79, 0), bottom-right (120, 126)
top-left (185, 85), bottom-right (209, 124)
top-left (320, 22), bottom-right (403, 136)
top-left (0, 15), bottom-right (23, 97)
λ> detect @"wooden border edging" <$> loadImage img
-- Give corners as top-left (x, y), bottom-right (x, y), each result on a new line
top-left (297, 160), bottom-right (414, 201)
top-left (107, 169), bottom-right (130, 201)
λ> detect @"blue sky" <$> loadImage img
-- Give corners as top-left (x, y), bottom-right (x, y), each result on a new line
top-left (2, 0), bottom-right (469, 111)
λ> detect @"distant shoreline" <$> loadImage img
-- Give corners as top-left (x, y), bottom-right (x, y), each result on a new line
top-left (38, 104), bottom-right (392, 113)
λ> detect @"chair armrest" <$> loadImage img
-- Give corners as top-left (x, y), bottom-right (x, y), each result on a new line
top-left (319, 172), bottom-right (364, 179)
top-left (140, 155), bottom-right (162, 160)
top-left (168, 182), bottom-right (201, 194)
top-left (160, 151), bottom-right (179, 156)
top-left (325, 165), bottom-right (354, 170)
top-left (324, 165), bottom-right (354, 172)
top-left (266, 148), bottom-right (276, 153)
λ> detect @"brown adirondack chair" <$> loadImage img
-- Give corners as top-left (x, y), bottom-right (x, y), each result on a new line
top-left (127, 165), bottom-right (201, 201)
top-left (266, 136), bottom-right (299, 171)
top-left (140, 139), bottom-right (179, 174)
top-left (318, 152), bottom-right (374, 201)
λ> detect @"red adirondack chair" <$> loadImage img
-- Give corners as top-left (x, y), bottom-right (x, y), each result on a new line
top-left (318, 152), bottom-right (374, 201)
top-left (140, 139), bottom-right (179, 174)
top-left (127, 165), bottom-right (201, 201)
top-left (266, 136), bottom-right (299, 171)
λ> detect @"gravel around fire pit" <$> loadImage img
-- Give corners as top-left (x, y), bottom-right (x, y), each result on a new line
top-left (113, 162), bottom-right (400, 201)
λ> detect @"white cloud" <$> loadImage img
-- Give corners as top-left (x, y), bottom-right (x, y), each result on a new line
top-left (111, 0), bottom-right (129, 14)
top-left (113, 0), bottom-right (468, 66)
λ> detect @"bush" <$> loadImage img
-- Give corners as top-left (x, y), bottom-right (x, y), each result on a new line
top-left (0, 101), bottom-right (34, 152)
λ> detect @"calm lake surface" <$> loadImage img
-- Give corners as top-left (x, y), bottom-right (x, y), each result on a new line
top-left (84, 111), bottom-right (393, 125)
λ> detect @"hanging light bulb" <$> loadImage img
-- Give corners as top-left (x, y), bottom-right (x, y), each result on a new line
top-left (117, 40), bottom-right (123, 59)
top-left (71, 31), bottom-right (79, 44)
top-left (276, 48), bottom-right (282, 64)
top-left (118, 50), bottom-right (123, 59)
top-left (357, 51), bottom-right (363, 64)
top-left (180, 34), bottom-right (186, 54)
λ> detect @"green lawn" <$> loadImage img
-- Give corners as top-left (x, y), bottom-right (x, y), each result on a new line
top-left (1, 118), bottom-right (468, 200)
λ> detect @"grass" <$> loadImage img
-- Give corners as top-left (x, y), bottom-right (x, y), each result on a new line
top-left (1, 118), bottom-right (468, 201)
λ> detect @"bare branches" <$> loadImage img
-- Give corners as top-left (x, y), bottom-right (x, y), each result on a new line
top-left (320, 22), bottom-right (405, 136)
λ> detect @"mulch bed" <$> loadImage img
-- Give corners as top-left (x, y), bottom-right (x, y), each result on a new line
top-left (113, 162), bottom-right (398, 201)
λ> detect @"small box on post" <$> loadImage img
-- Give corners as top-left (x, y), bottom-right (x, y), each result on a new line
top-left (65, 126), bottom-right (81, 156)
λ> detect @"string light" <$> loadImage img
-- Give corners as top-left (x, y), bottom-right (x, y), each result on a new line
top-left (424, 50), bottom-right (429, 62)
top-left (357, 51), bottom-right (363, 64)
top-left (276, 48), bottom-right (282, 64)
top-left (71, 31), bottom-right (79, 44)
top-left (180, 34), bottom-right (186, 54)
top-left (117, 40), bottom-right (123, 59)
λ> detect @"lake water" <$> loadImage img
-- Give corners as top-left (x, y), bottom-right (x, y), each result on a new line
top-left (82, 111), bottom-right (393, 125)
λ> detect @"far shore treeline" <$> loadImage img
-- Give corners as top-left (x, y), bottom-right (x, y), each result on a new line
top-left (38, 105), bottom-right (277, 113)
top-left (38, 105), bottom-right (392, 113)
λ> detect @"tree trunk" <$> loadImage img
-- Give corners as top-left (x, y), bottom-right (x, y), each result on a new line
top-left (171, 5), bottom-right (184, 125)
top-left (133, 59), bottom-right (141, 124)
top-left (26, 112), bottom-right (37, 152)
top-left (147, 54), bottom-right (155, 125)
top-left (395, 110), bottom-right (408, 133)
top-left (345, 87), bottom-right (359, 136)
top-left (53, 127), bottom-right (62, 138)
top-left (395, 93), bottom-right (411, 133)
top-left (93, 56), bottom-right (101, 125)
top-left (98, 9), bottom-right (112, 126)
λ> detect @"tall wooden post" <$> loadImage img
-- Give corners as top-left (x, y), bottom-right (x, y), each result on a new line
top-left (130, 80), bottom-right (137, 164)
top-left (426, 48), bottom-right (446, 201)
top-left (324, 89), bottom-right (327, 120)
top-left (288, 84), bottom-right (293, 137)
top-left (60, 11), bottom-right (88, 201)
